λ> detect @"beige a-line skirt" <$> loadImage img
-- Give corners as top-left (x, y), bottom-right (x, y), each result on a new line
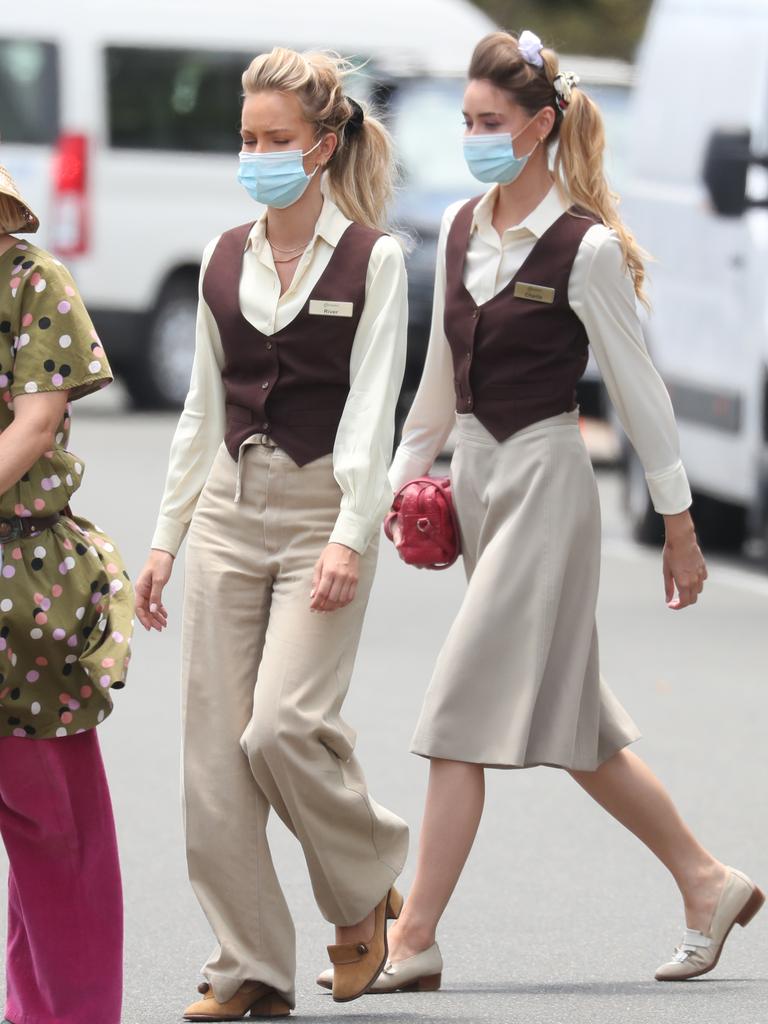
top-left (410, 409), bottom-right (641, 771)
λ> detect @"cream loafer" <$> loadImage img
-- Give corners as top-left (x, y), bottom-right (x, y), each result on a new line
top-left (655, 867), bottom-right (765, 981)
top-left (317, 942), bottom-right (442, 994)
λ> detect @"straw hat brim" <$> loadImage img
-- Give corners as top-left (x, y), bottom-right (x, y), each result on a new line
top-left (0, 165), bottom-right (40, 234)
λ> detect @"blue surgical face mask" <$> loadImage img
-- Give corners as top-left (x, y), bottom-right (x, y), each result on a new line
top-left (237, 137), bottom-right (324, 209)
top-left (462, 119), bottom-right (540, 185)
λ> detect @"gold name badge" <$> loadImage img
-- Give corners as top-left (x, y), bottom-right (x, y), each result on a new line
top-left (309, 300), bottom-right (354, 318)
top-left (513, 282), bottom-right (555, 304)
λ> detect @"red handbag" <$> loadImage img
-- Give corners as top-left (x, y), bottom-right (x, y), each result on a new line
top-left (384, 476), bottom-right (461, 570)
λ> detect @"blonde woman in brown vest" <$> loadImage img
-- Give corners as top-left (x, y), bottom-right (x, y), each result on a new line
top-left (332, 29), bottom-right (763, 994)
top-left (135, 47), bottom-right (409, 1018)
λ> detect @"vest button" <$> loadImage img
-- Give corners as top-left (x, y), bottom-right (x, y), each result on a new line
top-left (266, 342), bottom-right (273, 350)
top-left (262, 422), bottom-right (269, 431)
top-left (472, 307), bottom-right (479, 319)
top-left (466, 397), bottom-right (473, 409)
top-left (261, 382), bottom-right (269, 390)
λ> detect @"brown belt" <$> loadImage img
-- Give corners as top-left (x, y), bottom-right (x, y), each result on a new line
top-left (0, 513), bottom-right (61, 542)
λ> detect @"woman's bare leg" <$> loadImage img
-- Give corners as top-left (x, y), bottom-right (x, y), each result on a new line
top-left (387, 758), bottom-right (485, 961)
top-left (571, 748), bottom-right (727, 930)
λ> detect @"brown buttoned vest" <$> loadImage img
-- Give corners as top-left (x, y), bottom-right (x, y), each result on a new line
top-left (444, 197), bottom-right (601, 442)
top-left (202, 220), bottom-right (383, 466)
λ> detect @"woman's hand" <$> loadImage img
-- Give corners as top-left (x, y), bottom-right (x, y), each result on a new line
top-left (311, 543), bottom-right (360, 612)
top-left (135, 550), bottom-right (174, 631)
top-left (662, 511), bottom-right (707, 609)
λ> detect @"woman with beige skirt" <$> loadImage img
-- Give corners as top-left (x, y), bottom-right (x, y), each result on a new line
top-left (135, 48), bottom-right (409, 1019)
top-left (338, 29), bottom-right (764, 994)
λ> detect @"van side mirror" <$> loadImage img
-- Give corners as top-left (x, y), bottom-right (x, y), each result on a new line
top-left (703, 128), bottom-right (768, 216)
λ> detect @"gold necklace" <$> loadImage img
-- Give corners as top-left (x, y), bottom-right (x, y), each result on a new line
top-left (267, 234), bottom-right (313, 255)
top-left (271, 250), bottom-right (305, 264)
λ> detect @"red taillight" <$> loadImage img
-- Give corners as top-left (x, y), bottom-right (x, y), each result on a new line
top-left (51, 134), bottom-right (88, 257)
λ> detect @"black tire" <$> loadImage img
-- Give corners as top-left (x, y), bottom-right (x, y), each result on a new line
top-left (123, 276), bottom-right (198, 409)
top-left (624, 448), bottom-right (665, 546)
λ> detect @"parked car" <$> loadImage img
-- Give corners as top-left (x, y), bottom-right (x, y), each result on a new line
top-left (0, 0), bottom-right (494, 408)
top-left (621, 0), bottom-right (768, 553)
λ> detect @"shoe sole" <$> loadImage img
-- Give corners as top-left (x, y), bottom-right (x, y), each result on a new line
top-left (184, 1012), bottom-right (290, 1021)
top-left (656, 884), bottom-right (766, 982)
top-left (319, 972), bottom-right (441, 993)
top-left (184, 991), bottom-right (291, 1020)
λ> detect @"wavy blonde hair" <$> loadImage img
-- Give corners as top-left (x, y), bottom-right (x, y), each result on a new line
top-left (469, 32), bottom-right (648, 305)
top-left (242, 47), bottom-right (396, 231)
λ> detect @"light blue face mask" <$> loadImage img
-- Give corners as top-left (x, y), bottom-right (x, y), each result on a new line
top-left (237, 137), bottom-right (324, 209)
top-left (462, 120), bottom-right (540, 185)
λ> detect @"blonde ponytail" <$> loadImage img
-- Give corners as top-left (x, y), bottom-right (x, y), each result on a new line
top-left (469, 32), bottom-right (649, 305)
top-left (242, 48), bottom-right (396, 231)
top-left (325, 107), bottom-right (395, 231)
top-left (549, 72), bottom-right (649, 305)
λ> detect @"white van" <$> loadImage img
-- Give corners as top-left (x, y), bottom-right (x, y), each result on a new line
top-left (622, 0), bottom-right (768, 553)
top-left (0, 0), bottom-right (494, 407)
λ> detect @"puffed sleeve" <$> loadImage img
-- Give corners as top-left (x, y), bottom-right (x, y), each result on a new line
top-left (569, 226), bottom-right (692, 515)
top-left (388, 202), bottom-right (461, 493)
top-left (10, 251), bottom-right (112, 400)
top-left (150, 237), bottom-right (227, 556)
top-left (329, 234), bottom-right (408, 553)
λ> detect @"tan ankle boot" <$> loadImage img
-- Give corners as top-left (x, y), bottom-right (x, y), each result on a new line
top-left (327, 887), bottom-right (403, 1003)
top-left (183, 980), bottom-right (291, 1021)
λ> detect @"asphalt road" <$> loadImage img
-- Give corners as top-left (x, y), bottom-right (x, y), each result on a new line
top-left (2, 401), bottom-right (767, 1024)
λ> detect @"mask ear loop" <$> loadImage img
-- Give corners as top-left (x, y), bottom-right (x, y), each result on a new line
top-left (303, 132), bottom-right (337, 177)
top-left (511, 112), bottom-right (547, 161)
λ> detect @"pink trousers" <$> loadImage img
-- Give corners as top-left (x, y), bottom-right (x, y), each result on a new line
top-left (0, 730), bottom-right (123, 1024)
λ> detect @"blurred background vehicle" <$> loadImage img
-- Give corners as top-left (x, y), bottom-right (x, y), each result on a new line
top-left (0, 0), bottom-right (494, 409)
top-left (621, 0), bottom-right (768, 556)
top-left (1, 0), bottom-right (632, 428)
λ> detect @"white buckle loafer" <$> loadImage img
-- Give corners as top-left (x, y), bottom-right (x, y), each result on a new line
top-left (655, 867), bottom-right (765, 981)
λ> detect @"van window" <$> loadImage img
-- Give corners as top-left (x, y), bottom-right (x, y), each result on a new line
top-left (583, 84), bottom-right (631, 190)
top-left (0, 39), bottom-right (59, 144)
top-left (388, 78), bottom-right (479, 193)
top-left (107, 47), bottom-right (254, 152)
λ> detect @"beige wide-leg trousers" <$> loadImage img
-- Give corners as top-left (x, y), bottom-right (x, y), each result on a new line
top-left (181, 440), bottom-right (409, 1008)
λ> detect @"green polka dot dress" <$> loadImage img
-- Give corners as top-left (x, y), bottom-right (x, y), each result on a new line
top-left (0, 240), bottom-right (134, 738)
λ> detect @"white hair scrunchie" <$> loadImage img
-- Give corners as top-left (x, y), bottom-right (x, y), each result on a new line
top-left (553, 70), bottom-right (580, 112)
top-left (517, 30), bottom-right (544, 68)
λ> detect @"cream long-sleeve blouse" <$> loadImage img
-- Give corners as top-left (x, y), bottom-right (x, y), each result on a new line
top-left (389, 184), bottom-right (692, 516)
top-left (151, 195), bottom-right (408, 557)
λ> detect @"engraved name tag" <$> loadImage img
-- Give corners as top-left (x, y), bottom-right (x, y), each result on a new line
top-left (309, 300), bottom-right (354, 318)
top-left (513, 282), bottom-right (555, 304)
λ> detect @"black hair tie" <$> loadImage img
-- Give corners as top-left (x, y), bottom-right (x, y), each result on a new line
top-left (345, 97), bottom-right (365, 137)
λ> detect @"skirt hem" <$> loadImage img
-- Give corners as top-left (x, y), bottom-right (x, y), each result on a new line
top-left (410, 730), bottom-right (641, 772)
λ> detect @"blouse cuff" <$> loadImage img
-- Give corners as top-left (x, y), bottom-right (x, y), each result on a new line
top-left (329, 509), bottom-right (378, 555)
top-left (645, 460), bottom-right (692, 515)
top-left (388, 445), bottom-right (432, 494)
top-left (151, 515), bottom-right (187, 558)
